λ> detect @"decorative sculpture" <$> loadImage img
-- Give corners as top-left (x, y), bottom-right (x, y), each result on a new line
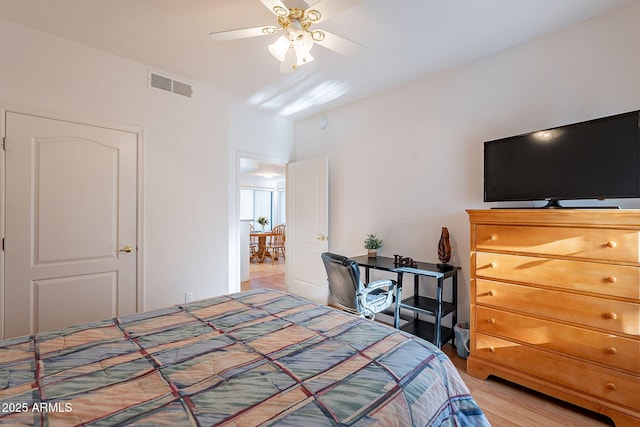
top-left (393, 254), bottom-right (417, 268)
top-left (438, 227), bottom-right (452, 268)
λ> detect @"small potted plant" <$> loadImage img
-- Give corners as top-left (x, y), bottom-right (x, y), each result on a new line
top-left (364, 233), bottom-right (383, 257)
top-left (256, 216), bottom-right (269, 231)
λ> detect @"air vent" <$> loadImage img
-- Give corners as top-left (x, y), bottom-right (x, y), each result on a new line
top-left (150, 73), bottom-right (172, 92)
top-left (172, 80), bottom-right (193, 97)
top-left (148, 70), bottom-right (193, 98)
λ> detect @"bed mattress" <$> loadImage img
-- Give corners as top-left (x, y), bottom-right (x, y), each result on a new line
top-left (0, 289), bottom-right (488, 426)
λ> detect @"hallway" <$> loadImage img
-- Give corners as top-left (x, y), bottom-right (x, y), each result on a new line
top-left (241, 258), bottom-right (286, 292)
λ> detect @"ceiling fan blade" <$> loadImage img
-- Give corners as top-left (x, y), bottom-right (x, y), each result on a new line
top-left (210, 26), bottom-right (278, 41)
top-left (314, 30), bottom-right (364, 57)
top-left (260, 0), bottom-right (290, 17)
top-left (306, 0), bottom-right (366, 22)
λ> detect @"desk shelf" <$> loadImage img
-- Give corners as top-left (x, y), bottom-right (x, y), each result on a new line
top-left (380, 306), bottom-right (456, 346)
top-left (401, 320), bottom-right (454, 346)
top-left (399, 295), bottom-right (454, 318)
top-left (398, 296), bottom-right (455, 345)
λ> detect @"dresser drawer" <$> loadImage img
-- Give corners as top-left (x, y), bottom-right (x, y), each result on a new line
top-left (475, 332), bottom-right (640, 410)
top-left (475, 224), bottom-right (640, 263)
top-left (476, 306), bottom-right (640, 373)
top-left (475, 279), bottom-right (640, 336)
top-left (475, 252), bottom-right (640, 300)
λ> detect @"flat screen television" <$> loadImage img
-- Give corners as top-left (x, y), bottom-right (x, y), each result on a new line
top-left (484, 110), bottom-right (640, 208)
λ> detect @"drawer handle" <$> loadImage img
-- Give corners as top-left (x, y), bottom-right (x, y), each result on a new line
top-left (604, 312), bottom-right (618, 320)
top-left (486, 291), bottom-right (495, 297)
top-left (606, 383), bottom-right (617, 391)
top-left (489, 262), bottom-right (497, 268)
top-left (605, 241), bottom-right (617, 248)
top-left (488, 318), bottom-right (496, 324)
top-left (606, 276), bottom-right (618, 284)
top-left (606, 347), bottom-right (618, 355)
top-left (488, 347), bottom-right (496, 353)
top-left (489, 235), bottom-right (496, 241)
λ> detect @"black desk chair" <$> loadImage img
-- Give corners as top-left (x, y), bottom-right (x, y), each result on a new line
top-left (321, 252), bottom-right (396, 320)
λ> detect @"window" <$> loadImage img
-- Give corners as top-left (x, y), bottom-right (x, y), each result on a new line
top-left (240, 188), bottom-right (277, 231)
top-left (239, 189), bottom-right (254, 221)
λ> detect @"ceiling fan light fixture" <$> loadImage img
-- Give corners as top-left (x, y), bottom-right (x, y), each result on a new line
top-left (280, 47), bottom-right (297, 73)
top-left (305, 9), bottom-right (321, 22)
top-left (311, 30), bottom-right (325, 42)
top-left (268, 35), bottom-right (290, 61)
top-left (210, 2), bottom-right (365, 74)
top-left (291, 29), bottom-right (313, 53)
top-left (272, 5), bottom-right (289, 16)
top-left (271, 27), bottom-right (315, 72)
top-left (296, 51), bottom-right (314, 66)
top-left (262, 26), bottom-right (278, 35)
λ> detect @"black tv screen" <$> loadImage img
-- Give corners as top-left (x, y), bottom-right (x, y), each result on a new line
top-left (484, 110), bottom-right (640, 206)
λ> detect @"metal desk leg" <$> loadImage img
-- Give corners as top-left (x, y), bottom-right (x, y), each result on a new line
top-left (394, 273), bottom-right (403, 329)
top-left (434, 277), bottom-right (443, 347)
top-left (452, 272), bottom-right (458, 344)
top-left (413, 275), bottom-right (419, 321)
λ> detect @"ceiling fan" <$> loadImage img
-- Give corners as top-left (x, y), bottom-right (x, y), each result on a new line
top-left (210, 0), bottom-right (364, 73)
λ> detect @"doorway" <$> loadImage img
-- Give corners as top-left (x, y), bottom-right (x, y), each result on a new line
top-left (238, 156), bottom-right (286, 292)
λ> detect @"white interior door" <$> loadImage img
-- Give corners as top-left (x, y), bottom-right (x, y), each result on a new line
top-left (286, 156), bottom-right (329, 303)
top-left (4, 111), bottom-right (138, 339)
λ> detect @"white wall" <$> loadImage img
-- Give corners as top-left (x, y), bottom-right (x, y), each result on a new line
top-left (294, 2), bottom-right (640, 323)
top-left (226, 104), bottom-right (294, 292)
top-left (0, 18), bottom-right (284, 312)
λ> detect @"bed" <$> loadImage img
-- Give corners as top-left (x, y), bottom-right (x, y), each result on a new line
top-left (0, 289), bottom-right (489, 426)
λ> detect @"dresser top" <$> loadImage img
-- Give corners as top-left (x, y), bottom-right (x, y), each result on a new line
top-left (467, 209), bottom-right (640, 227)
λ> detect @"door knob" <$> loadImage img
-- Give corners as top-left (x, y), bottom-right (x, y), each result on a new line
top-left (316, 234), bottom-right (328, 241)
top-left (118, 245), bottom-right (133, 253)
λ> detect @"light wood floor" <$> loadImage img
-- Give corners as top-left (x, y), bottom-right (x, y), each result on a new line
top-left (241, 257), bottom-right (286, 292)
top-left (241, 261), bottom-right (614, 427)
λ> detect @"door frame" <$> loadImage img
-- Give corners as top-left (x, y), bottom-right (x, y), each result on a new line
top-left (0, 106), bottom-right (145, 338)
top-left (230, 151), bottom-right (288, 294)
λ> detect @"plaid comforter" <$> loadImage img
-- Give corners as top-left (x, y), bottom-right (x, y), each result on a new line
top-left (0, 289), bottom-right (489, 426)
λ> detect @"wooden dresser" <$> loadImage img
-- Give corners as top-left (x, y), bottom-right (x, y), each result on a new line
top-left (467, 209), bottom-right (640, 426)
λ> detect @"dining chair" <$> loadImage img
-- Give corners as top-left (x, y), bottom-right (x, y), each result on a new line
top-left (321, 252), bottom-right (396, 320)
top-left (248, 223), bottom-right (258, 261)
top-left (267, 224), bottom-right (286, 263)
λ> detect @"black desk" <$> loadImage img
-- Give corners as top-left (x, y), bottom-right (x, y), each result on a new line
top-left (351, 255), bottom-right (460, 348)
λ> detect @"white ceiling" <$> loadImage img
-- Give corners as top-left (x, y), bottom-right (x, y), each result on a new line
top-left (240, 158), bottom-right (286, 182)
top-left (0, 0), bottom-right (633, 121)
